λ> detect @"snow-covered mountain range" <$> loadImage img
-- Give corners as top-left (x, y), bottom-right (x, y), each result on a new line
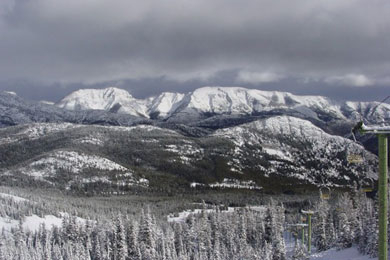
top-left (57, 87), bottom-right (186, 119)
top-left (57, 86), bottom-right (390, 123)
top-left (0, 86), bottom-right (386, 194)
top-left (0, 90), bottom-right (148, 127)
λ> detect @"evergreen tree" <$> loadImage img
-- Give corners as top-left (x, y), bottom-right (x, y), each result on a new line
top-left (0, 239), bottom-right (6, 260)
top-left (313, 199), bottom-right (331, 251)
top-left (292, 241), bottom-right (308, 260)
top-left (184, 214), bottom-right (198, 257)
top-left (127, 221), bottom-right (141, 260)
top-left (336, 212), bottom-right (353, 249)
top-left (335, 193), bottom-right (356, 249)
top-left (114, 215), bottom-right (128, 260)
top-left (271, 204), bottom-right (286, 260)
top-left (139, 208), bottom-right (156, 260)
top-left (365, 200), bottom-right (378, 257)
top-left (262, 241), bottom-right (273, 260)
top-left (264, 208), bottom-right (273, 243)
top-left (198, 208), bottom-right (212, 259)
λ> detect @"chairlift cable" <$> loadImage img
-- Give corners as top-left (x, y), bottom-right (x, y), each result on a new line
top-left (368, 95), bottom-right (390, 119)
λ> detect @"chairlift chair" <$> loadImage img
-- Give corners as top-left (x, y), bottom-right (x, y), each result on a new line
top-left (320, 186), bottom-right (331, 200)
top-left (347, 153), bottom-right (364, 164)
top-left (346, 140), bottom-right (365, 164)
top-left (360, 177), bottom-right (374, 193)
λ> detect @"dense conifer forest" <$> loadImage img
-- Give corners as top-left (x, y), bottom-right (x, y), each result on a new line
top-left (0, 186), bottom-right (381, 260)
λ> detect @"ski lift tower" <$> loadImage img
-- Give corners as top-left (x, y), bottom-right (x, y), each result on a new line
top-left (353, 121), bottom-right (390, 260)
top-left (301, 210), bottom-right (314, 253)
top-left (289, 223), bottom-right (308, 245)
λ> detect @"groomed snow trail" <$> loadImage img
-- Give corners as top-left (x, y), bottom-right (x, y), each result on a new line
top-left (310, 247), bottom-right (377, 260)
top-left (284, 232), bottom-right (376, 260)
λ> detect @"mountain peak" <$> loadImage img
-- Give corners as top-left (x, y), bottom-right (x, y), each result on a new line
top-left (102, 87), bottom-right (133, 98)
top-left (56, 87), bottom-right (151, 117)
top-left (148, 92), bottom-right (185, 118)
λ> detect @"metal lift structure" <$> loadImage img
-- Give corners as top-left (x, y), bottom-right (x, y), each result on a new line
top-left (353, 121), bottom-right (390, 260)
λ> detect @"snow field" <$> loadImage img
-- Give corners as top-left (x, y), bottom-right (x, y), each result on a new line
top-left (0, 123), bottom-right (79, 145)
top-left (23, 150), bottom-right (130, 178)
top-left (309, 247), bottom-right (376, 260)
top-left (167, 205), bottom-right (266, 223)
top-left (0, 192), bottom-right (28, 202)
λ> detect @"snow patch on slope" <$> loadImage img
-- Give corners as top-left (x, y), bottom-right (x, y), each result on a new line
top-left (18, 150), bottom-right (130, 178)
top-left (0, 123), bottom-right (79, 145)
top-left (0, 213), bottom-right (84, 233)
top-left (23, 215), bottom-right (63, 231)
top-left (310, 247), bottom-right (375, 260)
top-left (214, 115), bottom-right (377, 184)
top-left (167, 208), bottom-right (235, 223)
top-left (165, 143), bottom-right (204, 164)
top-left (0, 191), bottom-right (84, 233)
top-left (148, 92), bottom-right (185, 118)
top-left (263, 147), bottom-right (293, 162)
top-left (209, 178), bottom-right (262, 190)
top-left (0, 193), bottom-right (28, 202)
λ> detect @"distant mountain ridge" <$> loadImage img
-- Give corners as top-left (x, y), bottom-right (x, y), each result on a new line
top-left (0, 90), bottom-right (148, 128)
top-left (57, 87), bottom-right (186, 119)
top-left (56, 86), bottom-right (390, 124)
top-left (2, 86), bottom-right (390, 140)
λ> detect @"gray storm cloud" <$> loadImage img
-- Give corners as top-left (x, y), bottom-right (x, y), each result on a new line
top-left (0, 0), bottom-right (390, 87)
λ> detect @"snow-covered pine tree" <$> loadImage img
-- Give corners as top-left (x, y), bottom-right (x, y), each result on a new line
top-left (51, 244), bottom-right (63, 260)
top-left (0, 239), bottom-right (6, 260)
top-left (212, 228), bottom-right (222, 260)
top-left (313, 199), bottom-right (331, 251)
top-left (93, 235), bottom-right (103, 260)
top-left (325, 211), bottom-right (336, 248)
top-left (42, 227), bottom-right (52, 260)
top-left (62, 214), bottom-right (79, 242)
top-left (173, 223), bottom-right (185, 257)
top-left (264, 208), bottom-right (273, 244)
top-left (237, 210), bottom-right (249, 259)
top-left (198, 206), bottom-right (212, 259)
top-left (335, 193), bottom-right (356, 249)
top-left (15, 220), bottom-right (28, 260)
top-left (114, 214), bottom-right (128, 260)
top-left (365, 199), bottom-right (378, 257)
top-left (356, 194), bottom-right (373, 255)
top-left (336, 211), bottom-right (353, 249)
top-left (184, 214), bottom-right (198, 257)
top-left (262, 241), bottom-right (273, 260)
top-left (292, 241), bottom-right (308, 260)
top-left (271, 203), bottom-right (286, 260)
top-left (127, 220), bottom-right (141, 260)
top-left (139, 208), bottom-right (156, 260)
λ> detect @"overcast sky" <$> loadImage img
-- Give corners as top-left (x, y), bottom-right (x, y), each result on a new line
top-left (1, 0), bottom-right (390, 102)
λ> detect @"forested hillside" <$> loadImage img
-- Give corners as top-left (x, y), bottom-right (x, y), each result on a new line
top-left (0, 187), bottom-right (380, 260)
